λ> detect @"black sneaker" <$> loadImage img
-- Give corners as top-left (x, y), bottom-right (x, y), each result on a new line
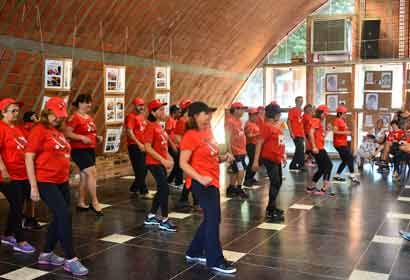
top-left (266, 209), bottom-right (284, 220)
top-left (333, 176), bottom-right (346, 182)
top-left (243, 180), bottom-right (253, 187)
top-left (185, 255), bottom-right (206, 263)
top-left (210, 260), bottom-right (237, 274)
top-left (350, 177), bottom-right (360, 184)
top-left (237, 188), bottom-right (249, 199)
top-left (23, 217), bottom-right (42, 230)
top-left (274, 208), bottom-right (284, 215)
top-left (129, 186), bottom-right (138, 194)
top-left (226, 186), bottom-right (237, 197)
top-left (144, 216), bottom-right (161, 225)
top-left (159, 219), bottom-right (177, 232)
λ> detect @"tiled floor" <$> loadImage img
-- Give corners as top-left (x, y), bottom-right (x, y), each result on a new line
top-left (0, 163), bottom-right (409, 279)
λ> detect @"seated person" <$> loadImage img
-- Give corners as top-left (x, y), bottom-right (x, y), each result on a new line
top-left (379, 120), bottom-right (404, 175)
top-left (356, 134), bottom-right (381, 169)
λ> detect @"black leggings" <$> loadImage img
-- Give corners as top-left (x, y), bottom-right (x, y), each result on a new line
top-left (245, 143), bottom-right (256, 182)
top-left (335, 146), bottom-right (354, 174)
top-left (128, 144), bottom-right (148, 193)
top-left (148, 165), bottom-right (169, 217)
top-left (312, 149), bottom-right (333, 183)
top-left (262, 159), bottom-right (282, 211)
top-left (168, 147), bottom-right (183, 185)
top-left (38, 182), bottom-right (75, 259)
top-left (2, 180), bottom-right (30, 242)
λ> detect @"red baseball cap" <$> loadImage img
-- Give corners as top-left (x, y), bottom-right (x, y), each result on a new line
top-left (0, 98), bottom-right (24, 111)
top-left (179, 98), bottom-right (192, 110)
top-left (336, 105), bottom-right (347, 113)
top-left (231, 102), bottom-right (248, 109)
top-left (148, 99), bottom-right (167, 112)
top-left (248, 108), bottom-right (259, 114)
top-left (45, 97), bottom-right (68, 118)
top-left (316, 104), bottom-right (329, 114)
top-left (132, 98), bottom-right (145, 106)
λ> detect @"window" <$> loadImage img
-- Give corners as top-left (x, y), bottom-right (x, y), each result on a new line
top-left (44, 59), bottom-right (72, 90)
top-left (314, 0), bottom-right (355, 15)
top-left (235, 67), bottom-right (264, 108)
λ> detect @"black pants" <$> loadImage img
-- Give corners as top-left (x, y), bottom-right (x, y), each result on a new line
top-left (2, 180), bottom-right (30, 242)
top-left (335, 146), bottom-right (354, 174)
top-left (148, 165), bottom-right (169, 217)
top-left (168, 147), bottom-right (183, 185)
top-left (290, 137), bottom-right (305, 169)
top-left (128, 144), bottom-right (148, 193)
top-left (312, 149), bottom-right (333, 183)
top-left (262, 159), bottom-right (282, 211)
top-left (38, 182), bottom-right (75, 259)
top-left (186, 180), bottom-right (224, 267)
top-left (245, 143), bottom-right (256, 182)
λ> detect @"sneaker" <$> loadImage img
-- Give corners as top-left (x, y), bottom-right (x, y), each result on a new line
top-left (23, 217), bottom-right (43, 230)
top-left (1, 236), bottom-right (16, 246)
top-left (13, 242), bottom-right (35, 254)
top-left (333, 176), bottom-right (346, 182)
top-left (305, 187), bottom-right (316, 194)
top-left (159, 219), bottom-right (177, 232)
top-left (274, 208), bottom-right (284, 215)
top-left (185, 255), bottom-right (206, 263)
top-left (129, 186), bottom-right (138, 194)
top-left (313, 189), bottom-right (326, 196)
top-left (38, 252), bottom-right (65, 266)
top-left (237, 188), bottom-right (249, 199)
top-left (399, 230), bottom-right (410, 241)
top-left (226, 186), bottom-right (237, 197)
top-left (64, 258), bottom-right (88, 276)
top-left (175, 184), bottom-right (184, 190)
top-left (144, 216), bottom-right (161, 225)
top-left (243, 180), bottom-right (254, 187)
top-left (266, 210), bottom-right (284, 221)
top-left (350, 177), bottom-right (360, 184)
top-left (210, 260), bottom-right (237, 274)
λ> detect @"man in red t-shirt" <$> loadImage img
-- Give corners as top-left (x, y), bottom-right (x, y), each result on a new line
top-left (287, 96), bottom-right (305, 171)
top-left (244, 108), bottom-right (260, 187)
top-left (225, 102), bottom-right (248, 198)
top-left (125, 98), bottom-right (148, 195)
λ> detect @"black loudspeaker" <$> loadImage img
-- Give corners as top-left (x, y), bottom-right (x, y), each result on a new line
top-left (361, 20), bottom-right (380, 59)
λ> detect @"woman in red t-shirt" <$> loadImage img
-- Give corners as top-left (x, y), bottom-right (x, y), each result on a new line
top-left (244, 108), bottom-right (260, 187)
top-left (332, 106), bottom-right (359, 184)
top-left (307, 105), bottom-right (334, 196)
top-left (180, 101), bottom-right (236, 274)
top-left (143, 100), bottom-right (176, 232)
top-left (0, 98), bottom-right (35, 254)
top-left (252, 103), bottom-right (286, 221)
top-left (166, 105), bottom-right (183, 189)
top-left (25, 97), bottom-right (88, 276)
top-left (65, 94), bottom-right (103, 216)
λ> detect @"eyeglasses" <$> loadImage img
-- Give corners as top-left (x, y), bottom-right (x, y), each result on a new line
top-left (7, 109), bottom-right (19, 113)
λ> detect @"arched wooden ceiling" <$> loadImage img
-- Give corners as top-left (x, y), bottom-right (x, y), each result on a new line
top-left (0, 0), bottom-right (326, 120)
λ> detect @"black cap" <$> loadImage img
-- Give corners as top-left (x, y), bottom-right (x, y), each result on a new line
top-left (23, 111), bottom-right (37, 123)
top-left (170, 105), bottom-right (180, 114)
top-left (188, 101), bottom-right (217, 117)
top-left (265, 103), bottom-right (283, 118)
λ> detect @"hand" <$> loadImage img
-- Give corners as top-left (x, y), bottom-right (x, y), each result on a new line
top-left (138, 144), bottom-right (145, 152)
top-left (162, 159), bottom-right (174, 170)
top-left (252, 163), bottom-right (259, 172)
top-left (1, 169), bottom-right (10, 183)
top-left (30, 186), bottom-right (40, 202)
top-left (81, 136), bottom-right (92, 144)
top-left (224, 153), bottom-right (235, 164)
top-left (198, 175), bottom-right (212, 186)
top-left (97, 136), bottom-right (103, 143)
top-left (312, 148), bottom-right (319, 154)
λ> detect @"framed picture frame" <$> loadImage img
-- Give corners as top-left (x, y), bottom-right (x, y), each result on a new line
top-left (104, 96), bottom-right (125, 124)
top-left (364, 71), bottom-right (393, 90)
top-left (326, 94), bottom-right (338, 112)
top-left (155, 66), bottom-right (171, 90)
top-left (380, 71), bottom-right (393, 89)
top-left (363, 113), bottom-right (375, 129)
top-left (105, 66), bottom-right (126, 93)
top-left (364, 92), bottom-right (379, 110)
top-left (103, 127), bottom-right (123, 153)
top-left (44, 58), bottom-right (72, 91)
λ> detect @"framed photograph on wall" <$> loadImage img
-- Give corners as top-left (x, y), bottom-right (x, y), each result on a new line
top-left (155, 92), bottom-right (170, 115)
top-left (115, 97), bottom-right (125, 122)
top-left (380, 71), bottom-right (393, 89)
top-left (41, 95), bottom-right (69, 110)
top-left (325, 74), bottom-right (338, 92)
top-left (105, 66), bottom-right (125, 93)
top-left (104, 127), bottom-right (123, 153)
top-left (44, 59), bottom-right (72, 90)
top-left (155, 66), bottom-right (171, 90)
top-left (326, 94), bottom-right (338, 112)
top-left (104, 97), bottom-right (116, 123)
top-left (363, 113), bottom-right (374, 129)
top-left (365, 93), bottom-right (379, 110)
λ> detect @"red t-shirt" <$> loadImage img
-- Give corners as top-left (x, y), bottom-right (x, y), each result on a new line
top-left (25, 124), bottom-right (71, 184)
top-left (387, 129), bottom-right (404, 142)
top-left (125, 112), bottom-right (147, 145)
top-left (245, 121), bottom-right (260, 145)
top-left (144, 122), bottom-right (169, 165)
top-left (333, 117), bottom-right (348, 148)
top-left (226, 117), bottom-right (246, 156)
top-left (0, 122), bottom-right (28, 181)
top-left (256, 115), bottom-right (264, 129)
top-left (303, 114), bottom-right (312, 136)
top-left (311, 118), bottom-right (325, 150)
top-left (66, 113), bottom-right (97, 149)
top-left (174, 116), bottom-right (188, 137)
top-left (288, 107), bottom-right (304, 138)
top-left (180, 129), bottom-right (220, 189)
top-left (259, 122), bottom-right (285, 164)
top-left (19, 123), bottom-right (35, 138)
top-left (165, 117), bottom-right (177, 144)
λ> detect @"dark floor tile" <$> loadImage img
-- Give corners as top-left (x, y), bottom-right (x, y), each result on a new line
top-left (378, 219), bottom-right (409, 237)
top-left (223, 228), bottom-right (276, 252)
top-left (356, 242), bottom-right (400, 274)
top-left (170, 264), bottom-right (215, 280)
top-left (389, 243), bottom-right (410, 279)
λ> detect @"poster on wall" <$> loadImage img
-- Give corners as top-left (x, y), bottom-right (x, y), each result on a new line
top-left (365, 93), bottom-right (379, 110)
top-left (155, 66), bottom-right (171, 90)
top-left (115, 97), bottom-right (125, 122)
top-left (326, 74), bottom-right (337, 92)
top-left (41, 95), bottom-right (69, 110)
top-left (104, 127), bottom-right (123, 153)
top-left (364, 113), bottom-right (374, 129)
top-left (105, 97), bottom-right (125, 123)
top-left (364, 71), bottom-right (393, 90)
top-left (326, 94), bottom-right (338, 112)
top-left (155, 92), bottom-right (170, 115)
top-left (105, 66), bottom-right (125, 93)
top-left (325, 73), bottom-right (351, 92)
top-left (380, 71), bottom-right (392, 89)
top-left (44, 59), bottom-right (72, 90)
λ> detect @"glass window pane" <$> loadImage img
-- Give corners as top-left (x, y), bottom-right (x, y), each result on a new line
top-left (271, 67), bottom-right (306, 108)
top-left (235, 67), bottom-right (264, 107)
